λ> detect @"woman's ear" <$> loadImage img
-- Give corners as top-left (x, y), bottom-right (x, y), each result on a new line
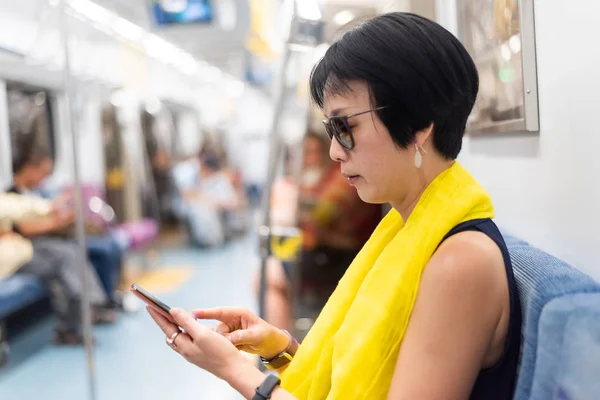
top-left (414, 123), bottom-right (434, 147)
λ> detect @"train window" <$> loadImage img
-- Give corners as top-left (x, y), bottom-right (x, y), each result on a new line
top-left (7, 85), bottom-right (56, 175)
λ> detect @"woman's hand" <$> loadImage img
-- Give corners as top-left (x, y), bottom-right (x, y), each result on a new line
top-left (148, 306), bottom-right (299, 400)
top-left (193, 307), bottom-right (291, 360)
top-left (146, 306), bottom-right (250, 382)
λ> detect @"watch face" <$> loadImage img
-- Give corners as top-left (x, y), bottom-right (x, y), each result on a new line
top-left (263, 352), bottom-right (293, 370)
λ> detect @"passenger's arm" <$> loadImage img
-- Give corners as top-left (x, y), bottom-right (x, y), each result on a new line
top-left (387, 231), bottom-right (507, 400)
top-left (16, 211), bottom-right (74, 238)
top-left (190, 194), bottom-right (239, 211)
top-left (192, 185), bottom-right (240, 211)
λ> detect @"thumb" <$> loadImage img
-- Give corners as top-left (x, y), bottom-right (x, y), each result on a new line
top-left (170, 308), bottom-right (202, 337)
top-left (226, 328), bottom-right (262, 347)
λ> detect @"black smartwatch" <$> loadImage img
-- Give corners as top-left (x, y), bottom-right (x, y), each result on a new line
top-left (253, 374), bottom-right (281, 400)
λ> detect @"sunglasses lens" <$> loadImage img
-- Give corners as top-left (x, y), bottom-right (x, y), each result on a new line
top-left (332, 118), bottom-right (353, 149)
top-left (323, 120), bottom-right (334, 140)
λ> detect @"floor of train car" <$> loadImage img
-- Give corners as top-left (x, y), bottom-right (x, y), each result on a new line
top-left (0, 227), bottom-right (259, 400)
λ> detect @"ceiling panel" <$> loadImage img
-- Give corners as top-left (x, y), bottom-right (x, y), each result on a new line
top-left (74, 0), bottom-right (413, 78)
top-left (93, 0), bottom-right (250, 76)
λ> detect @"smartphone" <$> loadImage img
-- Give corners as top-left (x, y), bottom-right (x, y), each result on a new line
top-left (130, 283), bottom-right (175, 323)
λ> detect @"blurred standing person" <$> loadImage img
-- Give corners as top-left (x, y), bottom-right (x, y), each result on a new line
top-left (184, 152), bottom-right (242, 247)
top-left (255, 131), bottom-right (381, 331)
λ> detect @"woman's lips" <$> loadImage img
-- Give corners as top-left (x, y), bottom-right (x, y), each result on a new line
top-left (343, 173), bottom-right (360, 185)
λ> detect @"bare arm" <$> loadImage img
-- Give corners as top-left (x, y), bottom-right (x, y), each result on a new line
top-left (16, 211), bottom-right (74, 238)
top-left (387, 231), bottom-right (508, 400)
top-left (225, 363), bottom-right (297, 400)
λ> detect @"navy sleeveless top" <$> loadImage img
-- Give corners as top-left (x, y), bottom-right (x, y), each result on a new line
top-left (441, 219), bottom-right (522, 400)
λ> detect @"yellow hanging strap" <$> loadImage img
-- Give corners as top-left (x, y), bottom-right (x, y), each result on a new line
top-left (270, 234), bottom-right (303, 262)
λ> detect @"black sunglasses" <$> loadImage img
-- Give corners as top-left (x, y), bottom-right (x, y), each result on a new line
top-left (322, 106), bottom-right (387, 150)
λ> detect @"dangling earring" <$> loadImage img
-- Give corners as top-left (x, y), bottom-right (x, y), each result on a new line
top-left (414, 144), bottom-right (427, 168)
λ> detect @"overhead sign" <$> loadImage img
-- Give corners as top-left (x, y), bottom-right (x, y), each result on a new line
top-left (149, 0), bottom-right (214, 26)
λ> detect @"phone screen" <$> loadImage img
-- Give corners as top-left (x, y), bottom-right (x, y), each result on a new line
top-left (130, 283), bottom-right (174, 322)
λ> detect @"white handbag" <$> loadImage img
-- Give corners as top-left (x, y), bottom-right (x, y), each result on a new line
top-left (0, 233), bottom-right (33, 280)
top-left (0, 192), bottom-right (52, 222)
top-left (0, 192), bottom-right (50, 280)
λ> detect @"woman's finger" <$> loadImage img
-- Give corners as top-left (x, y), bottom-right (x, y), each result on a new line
top-left (226, 327), bottom-right (262, 347)
top-left (147, 306), bottom-right (179, 336)
top-left (192, 307), bottom-right (229, 321)
top-left (214, 321), bottom-right (231, 335)
top-left (192, 307), bottom-right (249, 322)
top-left (170, 308), bottom-right (204, 338)
top-left (147, 307), bottom-right (196, 357)
top-left (169, 331), bottom-right (195, 357)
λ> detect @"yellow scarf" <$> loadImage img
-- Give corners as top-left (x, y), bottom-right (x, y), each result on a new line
top-left (281, 162), bottom-right (495, 399)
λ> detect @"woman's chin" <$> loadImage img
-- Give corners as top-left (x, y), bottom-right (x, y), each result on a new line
top-left (355, 186), bottom-right (382, 205)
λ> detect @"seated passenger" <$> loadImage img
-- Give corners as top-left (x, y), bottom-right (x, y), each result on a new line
top-left (11, 138), bottom-right (124, 309)
top-left (146, 13), bottom-right (521, 400)
top-left (8, 147), bottom-right (116, 341)
top-left (184, 153), bottom-right (242, 247)
top-left (53, 189), bottom-right (126, 309)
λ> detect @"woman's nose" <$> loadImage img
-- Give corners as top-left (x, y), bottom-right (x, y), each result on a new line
top-left (329, 137), bottom-right (348, 163)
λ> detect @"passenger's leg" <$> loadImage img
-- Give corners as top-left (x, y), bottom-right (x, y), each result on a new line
top-left (31, 238), bottom-right (115, 326)
top-left (253, 256), bottom-right (291, 331)
top-left (19, 246), bottom-right (82, 341)
top-left (86, 235), bottom-right (120, 303)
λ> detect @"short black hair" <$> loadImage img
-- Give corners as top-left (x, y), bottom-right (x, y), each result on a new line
top-left (11, 114), bottom-right (51, 174)
top-left (310, 12), bottom-right (479, 160)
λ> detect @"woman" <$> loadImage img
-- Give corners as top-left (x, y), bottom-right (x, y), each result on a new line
top-left (148, 12), bottom-right (521, 400)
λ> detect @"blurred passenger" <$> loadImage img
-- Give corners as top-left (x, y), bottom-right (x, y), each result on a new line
top-left (255, 132), bottom-right (381, 331)
top-left (45, 188), bottom-right (125, 310)
top-left (8, 145), bottom-right (117, 341)
top-left (184, 153), bottom-right (242, 247)
top-left (220, 165), bottom-right (249, 236)
top-left (13, 123), bottom-right (124, 309)
top-left (269, 148), bottom-right (299, 228)
top-left (147, 13), bottom-right (521, 400)
top-left (1, 190), bottom-right (111, 344)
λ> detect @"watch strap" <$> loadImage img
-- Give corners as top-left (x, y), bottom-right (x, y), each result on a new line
top-left (260, 330), bottom-right (298, 370)
top-left (253, 374), bottom-right (281, 400)
top-left (260, 351), bottom-right (293, 370)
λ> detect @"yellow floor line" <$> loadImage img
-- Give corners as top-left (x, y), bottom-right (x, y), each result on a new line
top-left (120, 266), bottom-right (194, 293)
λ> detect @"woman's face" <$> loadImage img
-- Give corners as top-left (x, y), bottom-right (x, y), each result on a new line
top-left (323, 80), bottom-right (415, 205)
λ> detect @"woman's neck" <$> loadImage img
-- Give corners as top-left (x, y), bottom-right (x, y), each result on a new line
top-left (391, 159), bottom-right (455, 221)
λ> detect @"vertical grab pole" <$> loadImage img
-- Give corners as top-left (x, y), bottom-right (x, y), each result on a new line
top-left (257, 4), bottom-right (297, 324)
top-left (59, 2), bottom-right (97, 399)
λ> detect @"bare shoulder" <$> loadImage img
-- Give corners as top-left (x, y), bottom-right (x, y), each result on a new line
top-left (387, 230), bottom-right (511, 399)
top-left (424, 230), bottom-right (507, 297)
top-left (418, 228), bottom-right (510, 357)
